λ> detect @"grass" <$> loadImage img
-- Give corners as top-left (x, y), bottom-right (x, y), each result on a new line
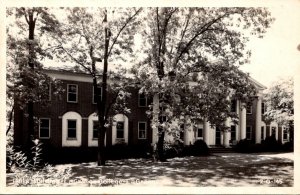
top-left (6, 152), bottom-right (293, 187)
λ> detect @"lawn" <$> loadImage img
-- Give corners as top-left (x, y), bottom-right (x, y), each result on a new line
top-left (6, 152), bottom-right (293, 187)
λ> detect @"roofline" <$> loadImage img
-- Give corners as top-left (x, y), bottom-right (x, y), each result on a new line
top-left (249, 77), bottom-right (267, 90)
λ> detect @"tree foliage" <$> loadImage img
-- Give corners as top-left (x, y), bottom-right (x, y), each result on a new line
top-left (263, 77), bottom-right (294, 128)
top-left (6, 8), bottom-right (62, 136)
top-left (132, 7), bottom-right (274, 160)
top-left (46, 7), bottom-right (142, 165)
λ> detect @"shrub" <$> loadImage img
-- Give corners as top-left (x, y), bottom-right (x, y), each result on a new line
top-left (183, 140), bottom-right (209, 156)
top-left (261, 136), bottom-right (282, 152)
top-left (234, 139), bottom-right (253, 153)
top-left (7, 139), bottom-right (44, 172)
top-left (282, 141), bottom-right (294, 152)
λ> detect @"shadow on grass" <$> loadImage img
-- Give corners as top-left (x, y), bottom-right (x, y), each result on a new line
top-left (64, 153), bottom-right (293, 187)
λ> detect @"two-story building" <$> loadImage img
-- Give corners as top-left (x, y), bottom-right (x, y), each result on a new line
top-left (13, 69), bottom-right (289, 159)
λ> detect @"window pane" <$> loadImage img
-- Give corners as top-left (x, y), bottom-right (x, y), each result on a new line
top-left (68, 93), bottom-right (77, 102)
top-left (68, 120), bottom-right (76, 128)
top-left (68, 129), bottom-right (76, 138)
top-left (40, 119), bottom-right (50, 138)
top-left (197, 128), bottom-right (203, 137)
top-left (93, 121), bottom-right (99, 139)
top-left (41, 119), bottom-right (49, 128)
top-left (231, 126), bottom-right (236, 140)
top-left (139, 93), bottom-right (147, 107)
top-left (116, 122), bottom-right (124, 138)
top-left (69, 85), bottom-right (77, 93)
top-left (261, 127), bottom-right (264, 140)
top-left (68, 120), bottom-right (76, 138)
top-left (40, 128), bottom-right (49, 138)
top-left (231, 100), bottom-right (236, 112)
top-left (139, 122), bottom-right (146, 130)
top-left (93, 87), bottom-right (102, 103)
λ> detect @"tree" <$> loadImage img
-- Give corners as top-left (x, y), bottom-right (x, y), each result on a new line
top-left (263, 77), bottom-right (294, 142)
top-left (47, 8), bottom-right (142, 165)
top-left (6, 8), bottom-right (61, 146)
top-left (133, 7), bottom-right (274, 161)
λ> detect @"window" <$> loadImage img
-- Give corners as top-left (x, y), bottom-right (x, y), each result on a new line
top-left (67, 120), bottom-right (77, 139)
top-left (271, 127), bottom-right (276, 137)
top-left (231, 126), bottom-right (236, 141)
top-left (231, 100), bottom-right (236, 113)
top-left (67, 84), bottom-right (78, 103)
top-left (39, 118), bottom-right (50, 138)
top-left (138, 122), bottom-right (147, 139)
top-left (246, 126), bottom-right (252, 140)
top-left (261, 102), bottom-right (265, 115)
top-left (283, 129), bottom-right (288, 140)
top-left (93, 86), bottom-right (102, 104)
top-left (261, 126), bottom-right (265, 140)
top-left (246, 103), bottom-right (252, 114)
top-left (138, 93), bottom-right (147, 107)
top-left (197, 128), bottom-right (203, 138)
top-left (93, 121), bottom-right (99, 139)
top-left (116, 121), bottom-right (124, 139)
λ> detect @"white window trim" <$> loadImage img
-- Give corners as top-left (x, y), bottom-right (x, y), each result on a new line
top-left (283, 128), bottom-right (288, 141)
top-left (112, 114), bottom-right (128, 145)
top-left (39, 118), bottom-right (50, 139)
top-left (138, 121), bottom-right (147, 139)
top-left (246, 126), bottom-right (252, 140)
top-left (88, 113), bottom-right (106, 147)
top-left (138, 93), bottom-right (147, 107)
top-left (93, 86), bottom-right (102, 104)
top-left (67, 84), bottom-right (78, 103)
top-left (62, 111), bottom-right (82, 147)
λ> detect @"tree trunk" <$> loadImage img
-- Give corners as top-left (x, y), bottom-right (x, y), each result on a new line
top-left (97, 11), bottom-right (110, 166)
top-left (27, 12), bottom-right (36, 148)
top-left (6, 106), bottom-right (14, 135)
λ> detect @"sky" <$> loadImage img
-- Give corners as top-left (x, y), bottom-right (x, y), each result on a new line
top-left (39, 3), bottom-right (300, 88)
top-left (239, 4), bottom-right (300, 87)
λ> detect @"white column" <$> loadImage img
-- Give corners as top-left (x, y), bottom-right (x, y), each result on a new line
top-left (184, 118), bottom-right (193, 145)
top-left (240, 103), bottom-right (246, 140)
top-left (203, 118), bottom-right (210, 145)
top-left (152, 94), bottom-right (159, 144)
top-left (255, 97), bottom-right (262, 144)
top-left (223, 118), bottom-right (230, 147)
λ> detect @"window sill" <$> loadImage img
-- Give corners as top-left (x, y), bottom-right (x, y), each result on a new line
top-left (67, 101), bottom-right (78, 104)
top-left (39, 137), bottom-right (50, 139)
top-left (67, 138), bottom-right (77, 140)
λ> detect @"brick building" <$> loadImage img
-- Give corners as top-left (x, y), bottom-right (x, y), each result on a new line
top-left (13, 69), bottom-right (289, 159)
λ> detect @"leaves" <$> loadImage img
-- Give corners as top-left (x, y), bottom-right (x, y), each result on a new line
top-left (263, 77), bottom-right (294, 127)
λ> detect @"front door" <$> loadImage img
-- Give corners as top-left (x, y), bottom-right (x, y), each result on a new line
top-left (216, 127), bottom-right (221, 145)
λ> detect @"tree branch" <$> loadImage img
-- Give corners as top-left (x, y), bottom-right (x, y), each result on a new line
top-left (173, 12), bottom-right (231, 67)
top-left (107, 8), bottom-right (142, 57)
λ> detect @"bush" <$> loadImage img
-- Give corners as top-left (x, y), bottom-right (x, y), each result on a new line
top-left (235, 136), bottom-right (283, 153)
top-left (261, 136), bottom-right (282, 152)
top-left (282, 141), bottom-right (294, 152)
top-left (7, 139), bottom-right (45, 172)
top-left (184, 140), bottom-right (209, 156)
